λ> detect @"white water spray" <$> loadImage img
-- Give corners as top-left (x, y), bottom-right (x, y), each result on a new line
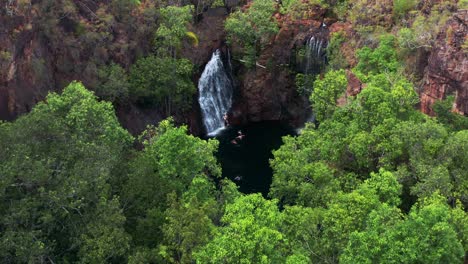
top-left (198, 50), bottom-right (233, 135)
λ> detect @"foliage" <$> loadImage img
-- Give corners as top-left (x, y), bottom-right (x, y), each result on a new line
top-left (460, 0), bottom-right (468, 9)
top-left (310, 69), bottom-right (348, 122)
top-left (154, 5), bottom-right (193, 57)
top-left (95, 62), bottom-right (130, 103)
top-left (295, 73), bottom-right (315, 96)
top-left (341, 194), bottom-right (465, 263)
top-left (194, 194), bottom-right (286, 263)
top-left (110, 0), bottom-right (141, 22)
top-left (185, 31), bottom-right (199, 47)
top-left (398, 3), bottom-right (453, 52)
top-left (225, 0), bottom-right (278, 67)
top-left (122, 119), bottom-right (220, 252)
top-left (129, 55), bottom-right (195, 114)
top-left (280, 0), bottom-right (328, 19)
top-left (0, 50), bottom-right (12, 61)
top-left (159, 176), bottom-right (219, 263)
top-left (433, 95), bottom-right (468, 131)
top-left (1, 2), bottom-right (468, 262)
top-left (0, 81), bottom-right (133, 262)
top-left (355, 35), bottom-right (400, 77)
top-left (330, 0), bottom-right (349, 20)
top-left (347, 0), bottom-right (392, 27)
top-left (393, 0), bottom-right (416, 20)
top-left (326, 31), bottom-right (349, 70)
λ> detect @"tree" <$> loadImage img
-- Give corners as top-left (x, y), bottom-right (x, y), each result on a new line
top-left (310, 69), bottom-right (348, 122)
top-left (154, 5), bottom-right (193, 58)
top-left (280, 206), bottom-right (323, 263)
top-left (0, 81), bottom-right (133, 262)
top-left (270, 155), bottom-right (341, 207)
top-left (159, 176), bottom-right (219, 263)
top-left (122, 119), bottom-right (220, 251)
top-left (361, 169), bottom-right (402, 206)
top-left (194, 194), bottom-right (285, 263)
top-left (340, 204), bottom-right (403, 264)
top-left (326, 31), bottom-right (349, 70)
top-left (355, 35), bottom-right (400, 78)
top-left (79, 197), bottom-right (130, 263)
top-left (440, 130), bottom-right (468, 207)
top-left (433, 96), bottom-right (468, 131)
top-left (342, 194), bottom-right (465, 263)
top-left (95, 62), bottom-right (130, 103)
top-left (320, 186), bottom-right (382, 262)
top-left (129, 55), bottom-right (195, 114)
top-left (225, 0), bottom-right (278, 67)
top-left (111, 0), bottom-right (141, 23)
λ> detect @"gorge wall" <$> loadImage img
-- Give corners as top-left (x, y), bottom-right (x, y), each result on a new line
top-left (420, 9), bottom-right (467, 115)
top-left (1, 1), bottom-right (466, 135)
top-left (228, 5), bottom-right (331, 126)
top-left (0, 1), bottom-right (157, 132)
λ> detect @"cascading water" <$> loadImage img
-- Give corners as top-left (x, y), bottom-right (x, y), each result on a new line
top-left (198, 50), bottom-right (233, 136)
top-left (297, 35), bottom-right (327, 132)
top-left (305, 36), bottom-right (326, 75)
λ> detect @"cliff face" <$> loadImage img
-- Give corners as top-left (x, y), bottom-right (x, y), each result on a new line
top-left (421, 10), bottom-right (468, 115)
top-left (0, 2), bottom-right (230, 134)
top-left (2, 1), bottom-right (466, 132)
top-left (229, 6), bottom-right (330, 126)
top-left (0, 1), bottom-right (156, 123)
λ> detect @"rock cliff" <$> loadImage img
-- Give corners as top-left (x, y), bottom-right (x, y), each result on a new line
top-left (0, 1), bottom-right (156, 125)
top-left (420, 10), bottom-right (467, 115)
top-left (1, 1), bottom-right (466, 134)
top-left (229, 5), bottom-right (330, 126)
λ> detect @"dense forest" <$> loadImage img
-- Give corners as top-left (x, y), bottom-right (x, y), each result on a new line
top-left (1, 0), bottom-right (467, 263)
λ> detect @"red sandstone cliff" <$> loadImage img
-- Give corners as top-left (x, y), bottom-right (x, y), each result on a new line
top-left (1, 1), bottom-right (466, 133)
top-left (0, 1), bottom-right (156, 123)
top-left (420, 10), bottom-right (468, 115)
top-left (0, 2), bottom-right (226, 135)
top-left (229, 5), bottom-right (330, 126)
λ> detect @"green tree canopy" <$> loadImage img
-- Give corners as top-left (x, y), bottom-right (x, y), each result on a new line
top-left (129, 55), bottom-right (195, 114)
top-left (194, 194), bottom-right (285, 263)
top-left (310, 69), bottom-right (348, 122)
top-left (0, 81), bottom-right (132, 262)
top-left (225, 0), bottom-right (278, 67)
top-left (122, 119), bottom-right (220, 252)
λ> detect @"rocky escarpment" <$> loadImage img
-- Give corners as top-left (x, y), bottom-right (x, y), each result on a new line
top-left (420, 10), bottom-right (468, 115)
top-left (0, 2), bottom-right (227, 135)
top-left (229, 5), bottom-right (331, 126)
top-left (0, 1), bottom-right (156, 125)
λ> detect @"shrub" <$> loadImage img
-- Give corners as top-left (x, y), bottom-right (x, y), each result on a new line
top-left (326, 31), bottom-right (349, 70)
top-left (129, 56), bottom-right (195, 115)
top-left (225, 0), bottom-right (278, 68)
top-left (393, 0), bottom-right (416, 20)
top-left (95, 63), bottom-right (130, 103)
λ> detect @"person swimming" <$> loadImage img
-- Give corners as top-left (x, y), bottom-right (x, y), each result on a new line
top-left (236, 130), bottom-right (245, 140)
top-left (231, 130), bottom-right (245, 145)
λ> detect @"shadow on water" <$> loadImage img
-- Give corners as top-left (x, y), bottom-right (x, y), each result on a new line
top-left (208, 121), bottom-right (296, 197)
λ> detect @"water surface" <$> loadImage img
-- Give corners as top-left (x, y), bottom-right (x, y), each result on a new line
top-left (211, 121), bottom-right (295, 196)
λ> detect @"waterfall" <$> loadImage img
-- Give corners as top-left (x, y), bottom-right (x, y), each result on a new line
top-left (198, 50), bottom-right (233, 136)
top-left (305, 36), bottom-right (326, 75)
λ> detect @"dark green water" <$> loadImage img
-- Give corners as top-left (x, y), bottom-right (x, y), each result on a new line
top-left (210, 121), bottom-right (295, 196)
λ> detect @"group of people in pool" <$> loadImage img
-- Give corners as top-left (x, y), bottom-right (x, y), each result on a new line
top-left (224, 112), bottom-right (245, 145)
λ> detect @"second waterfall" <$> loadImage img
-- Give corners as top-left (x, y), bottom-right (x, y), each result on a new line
top-left (198, 50), bottom-right (233, 135)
